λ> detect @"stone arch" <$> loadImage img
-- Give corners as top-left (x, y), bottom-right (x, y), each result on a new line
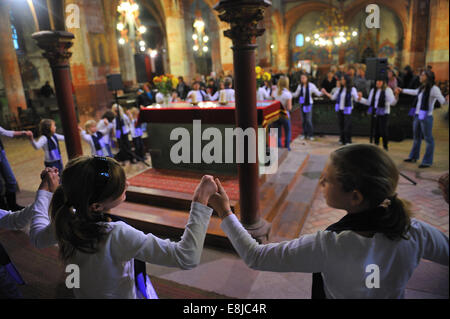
top-left (285, 2), bottom-right (333, 70)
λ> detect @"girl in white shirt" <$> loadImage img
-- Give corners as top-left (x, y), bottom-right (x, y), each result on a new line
top-left (96, 113), bottom-right (114, 157)
top-left (323, 75), bottom-right (360, 145)
top-left (209, 144), bottom-right (449, 299)
top-left (80, 120), bottom-right (109, 157)
top-left (29, 156), bottom-right (218, 299)
top-left (112, 104), bottom-right (135, 163)
top-left (257, 80), bottom-right (272, 101)
top-left (272, 76), bottom-right (293, 151)
top-left (358, 79), bottom-right (398, 151)
top-left (29, 119), bottom-right (65, 173)
top-left (397, 70), bottom-right (449, 168)
top-left (292, 74), bottom-right (324, 140)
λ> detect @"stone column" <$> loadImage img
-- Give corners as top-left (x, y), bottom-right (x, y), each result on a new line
top-left (426, 0), bottom-right (449, 81)
top-left (214, 0), bottom-right (271, 243)
top-left (0, 0), bottom-right (27, 117)
top-left (32, 31), bottom-right (83, 159)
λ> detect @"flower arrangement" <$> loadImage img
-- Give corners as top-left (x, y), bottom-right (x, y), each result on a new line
top-left (255, 66), bottom-right (271, 87)
top-left (153, 74), bottom-right (179, 95)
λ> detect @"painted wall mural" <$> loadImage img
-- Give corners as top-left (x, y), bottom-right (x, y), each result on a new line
top-left (289, 5), bottom-right (404, 68)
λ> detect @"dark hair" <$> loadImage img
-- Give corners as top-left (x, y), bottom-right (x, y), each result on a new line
top-left (39, 118), bottom-right (54, 137)
top-left (341, 75), bottom-right (353, 90)
top-left (330, 144), bottom-right (412, 240)
top-left (50, 156), bottom-right (127, 262)
top-left (421, 70), bottom-right (435, 89)
top-left (102, 110), bottom-right (115, 123)
top-left (224, 79), bottom-right (232, 88)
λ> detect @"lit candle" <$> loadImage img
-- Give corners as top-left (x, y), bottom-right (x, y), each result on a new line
top-left (219, 90), bottom-right (226, 103)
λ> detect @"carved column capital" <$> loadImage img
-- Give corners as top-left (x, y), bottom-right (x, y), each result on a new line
top-left (32, 31), bottom-right (75, 67)
top-left (214, 0), bottom-right (271, 47)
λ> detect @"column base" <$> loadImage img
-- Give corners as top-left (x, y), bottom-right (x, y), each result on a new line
top-left (242, 218), bottom-right (271, 244)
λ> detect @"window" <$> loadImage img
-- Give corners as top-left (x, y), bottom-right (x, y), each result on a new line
top-left (11, 24), bottom-right (19, 50)
top-left (295, 33), bottom-right (304, 47)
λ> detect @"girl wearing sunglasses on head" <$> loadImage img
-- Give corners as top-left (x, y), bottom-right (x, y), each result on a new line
top-left (29, 156), bottom-right (217, 298)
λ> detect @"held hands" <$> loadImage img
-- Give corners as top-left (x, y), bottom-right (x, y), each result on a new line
top-left (38, 167), bottom-right (60, 193)
top-left (357, 91), bottom-right (363, 101)
top-left (193, 175), bottom-right (218, 206)
top-left (208, 178), bottom-right (232, 220)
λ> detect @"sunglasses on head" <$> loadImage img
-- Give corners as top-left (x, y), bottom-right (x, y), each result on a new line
top-left (90, 156), bottom-right (111, 204)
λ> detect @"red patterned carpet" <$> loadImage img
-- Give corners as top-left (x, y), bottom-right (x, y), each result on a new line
top-left (128, 109), bottom-right (301, 202)
top-left (128, 168), bottom-right (240, 201)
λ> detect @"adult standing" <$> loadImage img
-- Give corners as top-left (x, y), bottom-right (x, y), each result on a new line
top-left (272, 76), bottom-right (293, 150)
top-left (292, 74), bottom-right (323, 140)
top-left (321, 71), bottom-right (337, 95)
top-left (322, 75), bottom-right (359, 145)
top-left (358, 79), bottom-right (398, 151)
top-left (397, 70), bottom-right (449, 168)
top-left (0, 127), bottom-right (32, 210)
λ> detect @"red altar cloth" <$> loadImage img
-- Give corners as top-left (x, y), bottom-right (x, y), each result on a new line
top-left (138, 101), bottom-right (282, 128)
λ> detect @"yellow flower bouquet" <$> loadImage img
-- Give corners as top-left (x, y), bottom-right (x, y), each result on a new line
top-left (153, 74), bottom-right (178, 96)
top-left (255, 66), bottom-right (271, 87)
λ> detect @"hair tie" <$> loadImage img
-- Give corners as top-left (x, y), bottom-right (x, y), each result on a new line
top-left (378, 198), bottom-right (392, 209)
top-left (64, 201), bottom-right (77, 214)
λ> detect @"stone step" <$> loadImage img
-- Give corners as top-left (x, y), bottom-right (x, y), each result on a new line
top-left (259, 151), bottom-right (310, 223)
top-left (269, 154), bottom-right (328, 242)
top-left (126, 185), bottom-right (240, 217)
top-left (110, 201), bottom-right (232, 249)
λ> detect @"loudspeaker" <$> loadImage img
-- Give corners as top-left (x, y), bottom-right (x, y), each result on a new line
top-left (365, 58), bottom-right (388, 81)
top-left (106, 74), bottom-right (124, 91)
top-left (134, 53), bottom-right (150, 84)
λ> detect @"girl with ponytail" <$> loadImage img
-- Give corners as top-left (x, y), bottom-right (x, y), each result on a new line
top-left (397, 70), bottom-right (449, 168)
top-left (209, 144), bottom-right (449, 298)
top-left (29, 156), bottom-right (218, 298)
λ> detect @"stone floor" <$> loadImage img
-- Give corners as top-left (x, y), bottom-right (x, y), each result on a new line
top-left (3, 107), bottom-right (449, 299)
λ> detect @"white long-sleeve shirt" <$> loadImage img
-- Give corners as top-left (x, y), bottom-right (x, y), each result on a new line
top-left (292, 83), bottom-right (323, 104)
top-left (80, 130), bottom-right (108, 156)
top-left (221, 214), bottom-right (449, 299)
top-left (402, 85), bottom-right (447, 116)
top-left (331, 87), bottom-right (360, 110)
top-left (0, 190), bottom-right (50, 230)
top-left (96, 120), bottom-right (113, 145)
top-left (359, 87), bottom-right (398, 115)
top-left (257, 87), bottom-right (271, 101)
top-left (112, 114), bottom-right (133, 136)
top-left (186, 90), bottom-right (207, 103)
top-left (0, 127), bottom-right (15, 139)
top-left (30, 134), bottom-right (65, 163)
top-left (29, 190), bottom-right (213, 299)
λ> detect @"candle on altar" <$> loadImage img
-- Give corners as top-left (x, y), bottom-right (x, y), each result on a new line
top-left (219, 90), bottom-right (226, 103)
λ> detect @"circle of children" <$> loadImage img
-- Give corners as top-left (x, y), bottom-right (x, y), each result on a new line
top-left (0, 63), bottom-right (448, 299)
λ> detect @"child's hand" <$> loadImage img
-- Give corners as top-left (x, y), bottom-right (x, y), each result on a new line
top-left (38, 168), bottom-right (60, 193)
top-left (208, 178), bottom-right (232, 219)
top-left (193, 175), bottom-right (218, 206)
